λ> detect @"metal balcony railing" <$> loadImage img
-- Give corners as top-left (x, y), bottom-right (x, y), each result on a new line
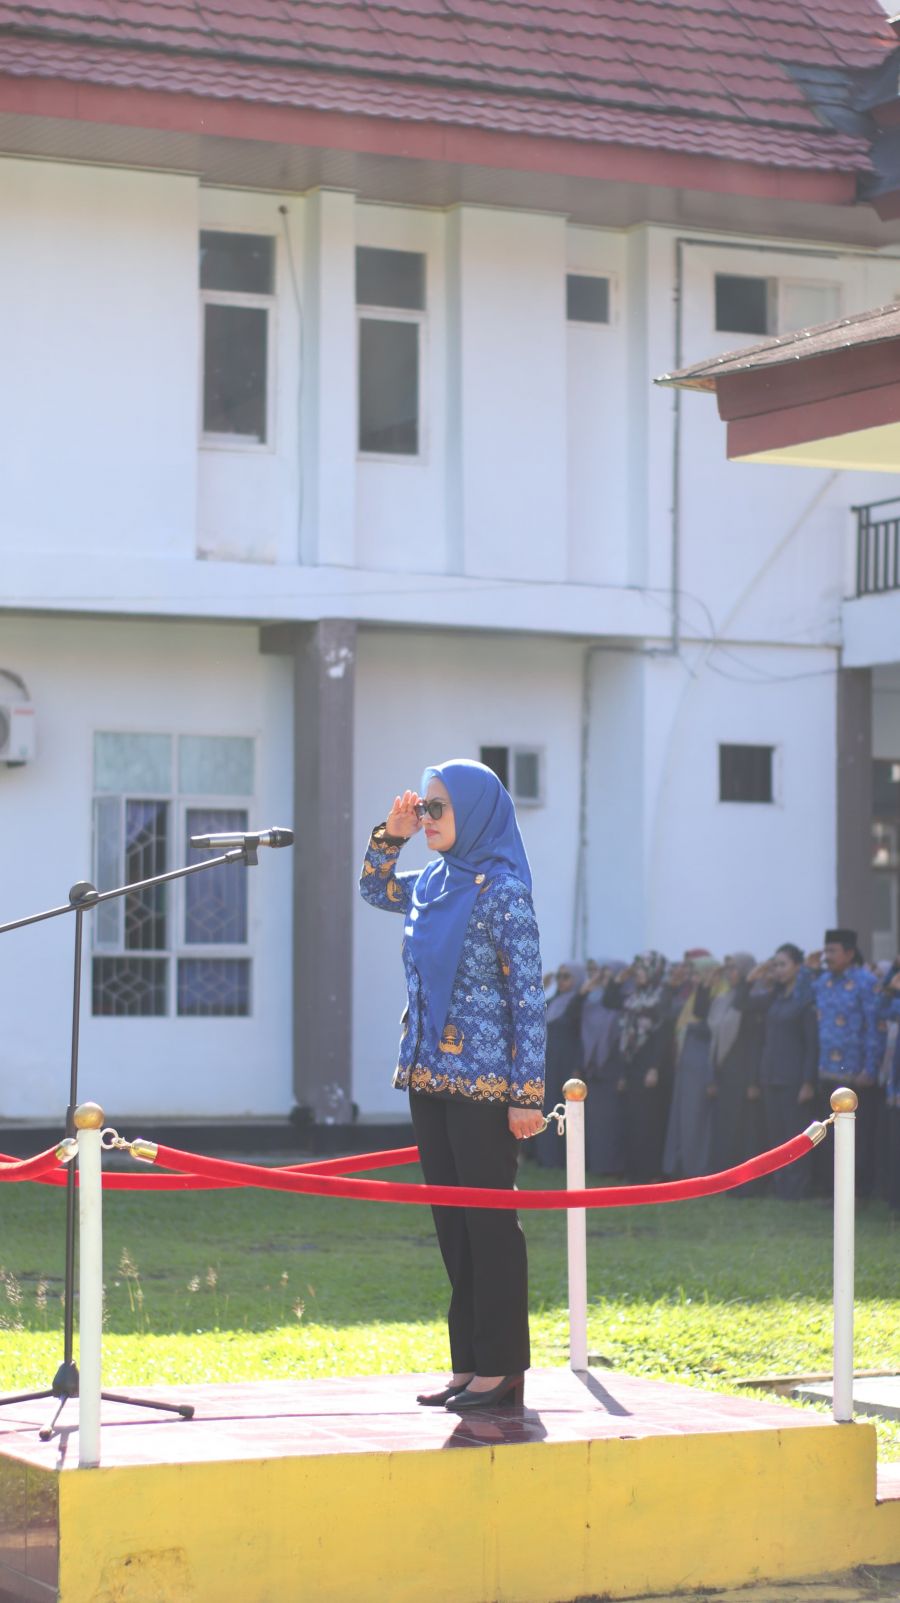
top-left (854, 497), bottom-right (900, 596)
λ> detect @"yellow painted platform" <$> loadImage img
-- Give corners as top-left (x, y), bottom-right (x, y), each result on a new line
top-left (1, 1370), bottom-right (898, 1603)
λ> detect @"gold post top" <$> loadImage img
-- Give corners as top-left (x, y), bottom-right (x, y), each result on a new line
top-left (830, 1086), bottom-right (859, 1114)
top-left (563, 1078), bottom-right (588, 1102)
top-left (73, 1101), bottom-right (105, 1130)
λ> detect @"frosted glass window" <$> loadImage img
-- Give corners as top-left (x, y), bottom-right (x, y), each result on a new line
top-left (94, 733), bottom-right (171, 794)
top-left (179, 736), bottom-right (254, 796)
top-left (779, 283), bottom-right (841, 334)
top-left (93, 797), bottom-right (122, 946)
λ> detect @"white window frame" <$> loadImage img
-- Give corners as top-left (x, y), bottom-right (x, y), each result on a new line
top-left (199, 230), bottom-right (277, 454)
top-left (91, 734), bottom-right (257, 1018)
top-left (565, 271), bottom-right (616, 328)
top-left (356, 303), bottom-right (427, 465)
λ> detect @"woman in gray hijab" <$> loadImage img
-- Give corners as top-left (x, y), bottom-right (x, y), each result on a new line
top-left (709, 953), bottom-right (766, 1190)
top-left (534, 963), bottom-right (585, 1168)
top-left (580, 960), bottom-right (626, 1174)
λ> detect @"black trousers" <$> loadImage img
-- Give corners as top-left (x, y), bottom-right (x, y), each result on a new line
top-left (409, 1091), bottom-right (530, 1376)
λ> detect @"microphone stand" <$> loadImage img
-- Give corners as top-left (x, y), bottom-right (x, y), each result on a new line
top-left (0, 839), bottom-right (265, 1439)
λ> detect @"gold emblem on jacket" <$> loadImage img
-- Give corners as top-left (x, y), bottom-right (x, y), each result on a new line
top-left (497, 948), bottom-right (510, 977)
top-left (386, 879), bottom-right (404, 904)
top-left (439, 1024), bottom-right (464, 1055)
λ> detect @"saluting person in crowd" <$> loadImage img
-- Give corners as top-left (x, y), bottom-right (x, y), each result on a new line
top-left (605, 952), bottom-right (674, 1182)
top-left (359, 761), bottom-right (545, 1412)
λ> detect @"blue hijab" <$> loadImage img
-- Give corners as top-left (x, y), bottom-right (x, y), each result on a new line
top-left (408, 759), bottom-right (533, 1053)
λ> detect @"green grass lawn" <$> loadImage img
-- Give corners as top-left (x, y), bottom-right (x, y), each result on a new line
top-left (1, 1160), bottom-right (897, 1460)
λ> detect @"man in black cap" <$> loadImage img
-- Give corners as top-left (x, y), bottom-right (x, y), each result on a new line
top-left (810, 928), bottom-right (881, 1197)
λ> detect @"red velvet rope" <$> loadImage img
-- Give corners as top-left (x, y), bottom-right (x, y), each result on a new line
top-left (0, 1147), bottom-right (67, 1183)
top-left (0, 1135), bottom-right (816, 1205)
top-left (139, 1131), bottom-right (816, 1208)
top-left (0, 1146), bottom-right (421, 1191)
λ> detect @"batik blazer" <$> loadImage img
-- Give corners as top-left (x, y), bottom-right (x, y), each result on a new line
top-left (812, 965), bottom-right (881, 1085)
top-left (359, 824), bottom-right (546, 1108)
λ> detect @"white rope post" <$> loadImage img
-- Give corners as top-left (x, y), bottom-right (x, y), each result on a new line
top-left (564, 1078), bottom-right (588, 1372)
top-left (831, 1086), bottom-right (857, 1424)
top-left (75, 1101), bottom-right (104, 1469)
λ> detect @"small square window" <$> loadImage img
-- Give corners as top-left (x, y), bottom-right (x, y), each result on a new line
top-left (479, 746), bottom-right (543, 806)
top-left (199, 232), bottom-right (274, 295)
top-left (719, 744), bottom-right (774, 804)
top-left (715, 275), bottom-right (772, 336)
top-left (356, 247), bottom-right (425, 311)
top-left (566, 275), bottom-right (610, 324)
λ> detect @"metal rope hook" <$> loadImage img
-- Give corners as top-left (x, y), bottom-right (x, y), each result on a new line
top-left (535, 1102), bottom-right (566, 1137)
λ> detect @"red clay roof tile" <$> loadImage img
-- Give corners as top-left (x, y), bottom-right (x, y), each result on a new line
top-left (0, 0), bottom-right (893, 175)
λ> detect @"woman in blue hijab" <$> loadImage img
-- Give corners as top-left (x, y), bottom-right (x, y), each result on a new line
top-left (360, 759), bottom-right (546, 1411)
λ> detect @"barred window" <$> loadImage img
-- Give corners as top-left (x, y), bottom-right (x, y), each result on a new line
top-left (92, 734), bottom-right (255, 1017)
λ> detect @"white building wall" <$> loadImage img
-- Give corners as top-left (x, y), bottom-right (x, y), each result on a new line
top-left (355, 204), bottom-right (449, 573)
top-left (0, 159), bottom-right (198, 561)
top-left (565, 227), bottom-right (630, 586)
top-left (446, 207), bottom-right (568, 581)
top-left (0, 617), bottom-right (293, 1121)
top-left (8, 153), bottom-right (900, 1120)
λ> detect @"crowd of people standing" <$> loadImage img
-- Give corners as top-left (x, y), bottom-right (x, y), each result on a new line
top-left (534, 929), bottom-right (900, 1213)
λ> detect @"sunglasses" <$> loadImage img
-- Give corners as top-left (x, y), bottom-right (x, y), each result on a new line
top-left (414, 799), bottom-right (448, 821)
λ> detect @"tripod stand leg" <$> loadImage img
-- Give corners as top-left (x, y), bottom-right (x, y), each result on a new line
top-left (101, 1391), bottom-right (194, 1420)
top-left (0, 1389), bottom-right (54, 1408)
top-left (39, 1393), bottom-right (72, 1442)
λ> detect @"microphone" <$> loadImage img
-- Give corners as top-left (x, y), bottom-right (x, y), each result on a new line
top-left (190, 827), bottom-right (294, 850)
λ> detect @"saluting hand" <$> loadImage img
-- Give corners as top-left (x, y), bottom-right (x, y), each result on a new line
top-left (385, 790), bottom-right (422, 840)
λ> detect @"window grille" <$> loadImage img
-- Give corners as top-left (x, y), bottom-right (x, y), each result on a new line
top-left (91, 734), bottom-right (254, 1017)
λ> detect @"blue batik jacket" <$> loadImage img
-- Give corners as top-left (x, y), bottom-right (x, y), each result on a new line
top-left (359, 825), bottom-right (546, 1108)
top-left (812, 965), bottom-right (881, 1086)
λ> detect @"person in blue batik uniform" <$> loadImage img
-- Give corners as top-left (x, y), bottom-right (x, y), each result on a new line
top-left (359, 759), bottom-right (545, 1412)
top-left (810, 928), bottom-right (881, 1198)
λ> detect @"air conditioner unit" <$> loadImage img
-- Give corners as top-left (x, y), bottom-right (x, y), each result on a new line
top-left (0, 701), bottom-right (36, 765)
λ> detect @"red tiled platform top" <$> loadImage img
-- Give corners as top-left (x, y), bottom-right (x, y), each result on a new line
top-left (0, 0), bottom-right (894, 173)
top-left (0, 1368), bottom-right (865, 1471)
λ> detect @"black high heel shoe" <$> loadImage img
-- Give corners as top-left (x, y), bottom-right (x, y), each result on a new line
top-left (445, 1375), bottom-right (524, 1411)
top-left (417, 1379), bottom-right (473, 1407)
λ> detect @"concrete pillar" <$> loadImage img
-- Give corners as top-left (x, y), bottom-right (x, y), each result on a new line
top-left (261, 620), bottom-right (356, 1121)
top-left (836, 667), bottom-right (873, 953)
top-left (301, 189), bottom-right (356, 567)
